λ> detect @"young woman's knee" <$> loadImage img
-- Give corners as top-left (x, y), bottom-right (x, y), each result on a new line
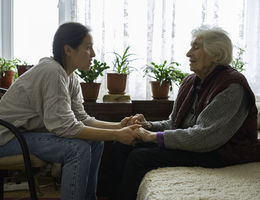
top-left (91, 140), bottom-right (104, 150)
top-left (65, 139), bottom-right (92, 156)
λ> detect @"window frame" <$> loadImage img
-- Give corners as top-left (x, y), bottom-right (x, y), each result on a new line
top-left (0, 0), bottom-right (14, 59)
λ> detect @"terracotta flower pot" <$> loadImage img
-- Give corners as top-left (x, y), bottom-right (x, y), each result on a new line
top-left (151, 81), bottom-right (170, 100)
top-left (17, 65), bottom-right (34, 76)
top-left (80, 82), bottom-right (101, 102)
top-left (107, 73), bottom-right (127, 94)
top-left (0, 70), bottom-right (15, 89)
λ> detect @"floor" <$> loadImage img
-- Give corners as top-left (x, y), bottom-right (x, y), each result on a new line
top-left (4, 176), bottom-right (60, 199)
top-left (5, 187), bottom-right (60, 199)
top-left (4, 178), bottom-right (109, 200)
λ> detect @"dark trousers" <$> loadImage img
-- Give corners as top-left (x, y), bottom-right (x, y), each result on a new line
top-left (109, 142), bottom-right (234, 200)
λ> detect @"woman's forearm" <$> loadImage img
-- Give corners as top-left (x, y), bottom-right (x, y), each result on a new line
top-left (75, 124), bottom-right (142, 145)
top-left (75, 126), bottom-right (118, 141)
top-left (90, 119), bottom-right (122, 129)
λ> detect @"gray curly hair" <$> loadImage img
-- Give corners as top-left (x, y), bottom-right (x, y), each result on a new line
top-left (191, 26), bottom-right (233, 65)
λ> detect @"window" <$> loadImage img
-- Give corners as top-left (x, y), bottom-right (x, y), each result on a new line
top-left (2, 0), bottom-right (260, 99)
top-left (69, 0), bottom-right (260, 99)
top-left (13, 0), bottom-right (59, 65)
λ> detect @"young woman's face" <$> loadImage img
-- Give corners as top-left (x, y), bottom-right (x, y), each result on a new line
top-left (72, 33), bottom-right (96, 71)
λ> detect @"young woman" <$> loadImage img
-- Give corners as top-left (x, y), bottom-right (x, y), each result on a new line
top-left (0, 22), bottom-right (141, 200)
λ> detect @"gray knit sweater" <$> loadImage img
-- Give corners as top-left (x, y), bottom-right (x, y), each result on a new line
top-left (151, 83), bottom-right (250, 152)
top-left (0, 57), bottom-right (95, 146)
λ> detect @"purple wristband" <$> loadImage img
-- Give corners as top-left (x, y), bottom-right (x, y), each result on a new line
top-left (156, 132), bottom-right (165, 148)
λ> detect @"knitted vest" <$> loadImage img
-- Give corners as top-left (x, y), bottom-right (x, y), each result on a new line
top-left (174, 65), bottom-right (260, 163)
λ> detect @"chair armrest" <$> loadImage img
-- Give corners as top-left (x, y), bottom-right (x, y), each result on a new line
top-left (0, 88), bottom-right (7, 99)
top-left (0, 88), bottom-right (7, 94)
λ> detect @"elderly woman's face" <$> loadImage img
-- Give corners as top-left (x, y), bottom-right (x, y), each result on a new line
top-left (186, 37), bottom-right (217, 80)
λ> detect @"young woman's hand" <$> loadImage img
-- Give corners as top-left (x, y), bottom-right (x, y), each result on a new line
top-left (131, 114), bottom-right (152, 129)
top-left (116, 124), bottom-right (142, 145)
top-left (120, 114), bottom-right (152, 129)
top-left (120, 116), bottom-right (134, 127)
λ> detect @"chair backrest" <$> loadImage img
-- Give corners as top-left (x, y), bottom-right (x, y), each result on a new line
top-left (0, 88), bottom-right (7, 99)
top-left (0, 87), bottom-right (38, 200)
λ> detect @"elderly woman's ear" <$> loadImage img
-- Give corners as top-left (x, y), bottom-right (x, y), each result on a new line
top-left (213, 55), bottom-right (219, 64)
top-left (208, 54), bottom-right (219, 65)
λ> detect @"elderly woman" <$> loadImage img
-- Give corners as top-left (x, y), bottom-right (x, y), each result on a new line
top-left (110, 26), bottom-right (260, 200)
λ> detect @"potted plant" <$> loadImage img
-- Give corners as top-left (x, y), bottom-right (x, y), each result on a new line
top-left (231, 46), bottom-right (246, 72)
top-left (0, 58), bottom-right (19, 89)
top-left (16, 60), bottom-right (34, 76)
top-left (107, 46), bottom-right (136, 94)
top-left (76, 59), bottom-right (109, 102)
top-left (144, 60), bottom-right (189, 100)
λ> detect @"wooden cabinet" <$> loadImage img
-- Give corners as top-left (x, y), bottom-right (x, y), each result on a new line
top-left (132, 100), bottom-right (173, 121)
top-left (84, 100), bottom-right (174, 122)
top-left (84, 102), bottom-right (132, 122)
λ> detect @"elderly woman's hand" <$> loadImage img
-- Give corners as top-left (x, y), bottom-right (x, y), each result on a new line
top-left (120, 114), bottom-right (152, 129)
top-left (120, 116), bottom-right (134, 127)
top-left (116, 124), bottom-right (142, 145)
top-left (131, 114), bottom-right (152, 129)
top-left (137, 128), bottom-right (157, 143)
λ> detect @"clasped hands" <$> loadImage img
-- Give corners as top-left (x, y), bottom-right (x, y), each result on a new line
top-left (119, 114), bottom-right (157, 146)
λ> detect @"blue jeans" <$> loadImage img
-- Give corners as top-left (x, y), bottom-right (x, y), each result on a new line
top-left (0, 132), bottom-right (104, 200)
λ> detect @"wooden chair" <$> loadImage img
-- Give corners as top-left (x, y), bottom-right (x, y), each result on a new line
top-left (0, 88), bottom-right (47, 200)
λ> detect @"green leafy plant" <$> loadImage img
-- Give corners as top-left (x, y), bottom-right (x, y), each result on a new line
top-left (0, 58), bottom-right (20, 79)
top-left (231, 46), bottom-right (246, 72)
top-left (0, 58), bottom-right (20, 72)
top-left (112, 46), bottom-right (137, 74)
top-left (17, 60), bottom-right (30, 66)
top-left (144, 60), bottom-right (189, 91)
top-left (0, 58), bottom-right (3, 66)
top-left (76, 59), bottom-right (110, 83)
